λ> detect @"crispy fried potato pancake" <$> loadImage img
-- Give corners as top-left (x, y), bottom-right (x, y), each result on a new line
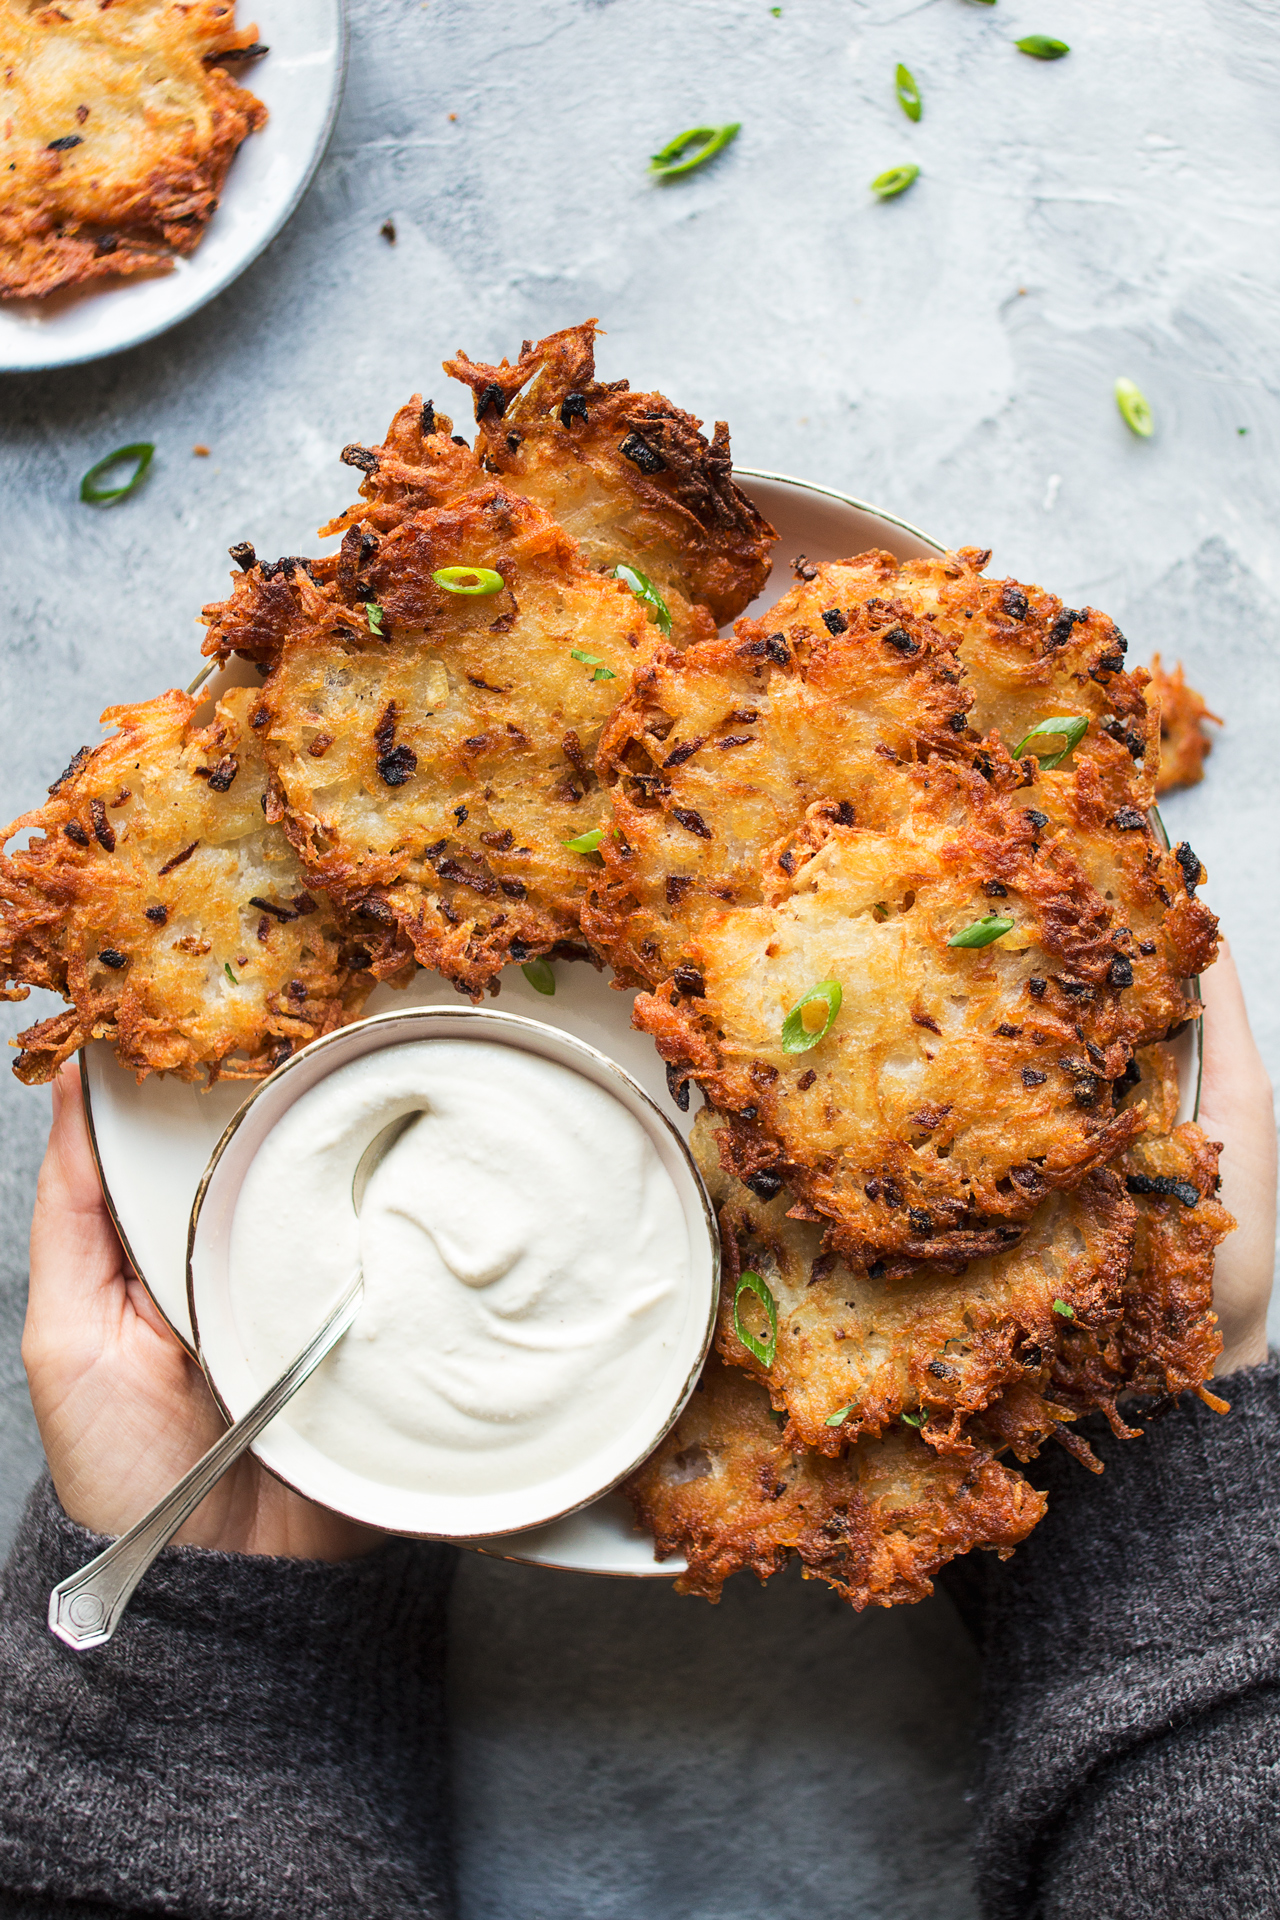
top-left (622, 1354), bottom-right (1047, 1605)
top-left (630, 764), bottom-right (1159, 1262)
top-left (586, 559), bottom-right (973, 984)
top-left (443, 321), bottom-right (776, 634)
top-left (256, 485), bottom-right (665, 995)
top-left (1148, 655), bottom-right (1220, 795)
top-left (1046, 1045), bottom-right (1230, 1424)
top-left (689, 1108), bottom-right (1135, 1454)
top-left (0, 0), bottom-right (266, 299)
top-left (0, 687), bottom-right (375, 1082)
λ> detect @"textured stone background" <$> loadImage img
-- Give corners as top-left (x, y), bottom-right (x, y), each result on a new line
top-left (2, 1), bottom-right (1278, 1913)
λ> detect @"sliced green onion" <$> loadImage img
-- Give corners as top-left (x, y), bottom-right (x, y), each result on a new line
top-left (432, 565), bottom-right (504, 595)
top-left (734, 1268), bottom-right (778, 1367)
top-left (1052, 1297), bottom-right (1076, 1319)
top-left (1016, 34), bottom-right (1069, 57)
top-left (80, 442), bottom-right (154, 505)
top-left (1115, 378), bottom-right (1154, 438)
top-left (781, 979), bottom-right (842, 1053)
top-left (224, 963), bottom-right (238, 985)
top-left (521, 958), bottom-right (556, 996)
top-left (650, 123), bottom-right (740, 181)
top-left (871, 163), bottom-right (920, 200)
top-left (770, 5), bottom-right (781, 14)
top-left (901, 1410), bottom-right (925, 1428)
top-left (569, 648), bottom-right (617, 682)
top-left (614, 564), bottom-right (673, 635)
top-left (825, 1405), bottom-right (852, 1428)
top-left (562, 827), bottom-right (604, 855)
top-left (364, 602), bottom-right (385, 635)
top-left (947, 913), bottom-right (1015, 949)
top-left (895, 63), bottom-right (922, 120)
top-left (1013, 714), bottom-right (1088, 769)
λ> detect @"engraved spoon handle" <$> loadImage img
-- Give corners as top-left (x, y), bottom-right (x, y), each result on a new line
top-left (48, 1273), bottom-right (364, 1652)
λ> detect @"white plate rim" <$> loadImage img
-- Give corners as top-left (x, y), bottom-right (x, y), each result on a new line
top-left (0, 0), bottom-right (347, 373)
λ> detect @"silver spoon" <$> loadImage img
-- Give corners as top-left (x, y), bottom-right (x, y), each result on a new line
top-left (48, 1270), bottom-right (364, 1651)
top-left (48, 1112), bottom-right (422, 1652)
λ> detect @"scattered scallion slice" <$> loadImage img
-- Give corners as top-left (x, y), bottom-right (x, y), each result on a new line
top-left (825, 1405), bottom-right (852, 1428)
top-left (650, 123), bottom-right (740, 181)
top-left (614, 564), bottom-right (673, 635)
top-left (871, 163), bottom-right (919, 200)
top-left (895, 63), bottom-right (922, 120)
top-left (781, 979), bottom-right (842, 1053)
top-left (1016, 34), bottom-right (1069, 57)
top-left (364, 602), bottom-right (385, 635)
top-left (521, 958), bottom-right (556, 996)
top-left (947, 913), bottom-right (1015, 949)
top-left (224, 962), bottom-right (238, 985)
top-left (901, 1410), bottom-right (926, 1428)
top-left (1013, 714), bottom-right (1088, 769)
top-left (569, 648), bottom-right (617, 682)
top-left (1052, 1298), bottom-right (1076, 1319)
top-left (80, 442), bottom-right (154, 506)
top-left (1115, 378), bottom-right (1154, 438)
top-left (563, 827), bottom-right (604, 855)
top-left (734, 1268), bottom-right (778, 1367)
top-left (432, 565), bottom-right (504, 595)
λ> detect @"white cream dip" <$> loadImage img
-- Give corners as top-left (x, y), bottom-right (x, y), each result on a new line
top-left (228, 1038), bottom-right (693, 1498)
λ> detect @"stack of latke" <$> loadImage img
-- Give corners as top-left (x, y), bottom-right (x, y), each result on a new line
top-left (0, 320), bottom-right (1232, 1607)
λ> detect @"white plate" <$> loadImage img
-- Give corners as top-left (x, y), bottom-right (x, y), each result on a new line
top-left (0, 1), bottom-right (345, 373)
top-left (83, 471), bottom-right (1199, 1575)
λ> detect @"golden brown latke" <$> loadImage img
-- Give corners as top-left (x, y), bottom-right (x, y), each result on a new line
top-left (443, 320), bottom-right (776, 634)
top-left (628, 761), bottom-right (1163, 1264)
top-left (0, 0), bottom-right (266, 300)
top-left (622, 1354), bottom-right (1047, 1607)
top-left (0, 687), bottom-right (377, 1083)
top-left (690, 1108), bottom-right (1135, 1456)
top-left (586, 558), bottom-right (973, 985)
top-left (255, 485), bottom-right (666, 996)
top-left (1148, 655), bottom-right (1220, 796)
top-left (1047, 1043), bottom-right (1231, 1427)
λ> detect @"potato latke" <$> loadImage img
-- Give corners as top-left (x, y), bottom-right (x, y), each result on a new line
top-left (0, 0), bottom-right (266, 299)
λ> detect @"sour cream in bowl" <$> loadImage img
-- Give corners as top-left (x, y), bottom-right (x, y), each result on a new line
top-left (188, 1008), bottom-right (719, 1538)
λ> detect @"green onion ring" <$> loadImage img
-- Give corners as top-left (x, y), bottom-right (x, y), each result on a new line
top-left (520, 958), bottom-right (556, 996)
top-left (871, 163), bottom-right (920, 200)
top-left (80, 442), bottom-right (154, 506)
top-left (432, 565), bottom-right (505, 595)
top-left (1115, 379), bottom-right (1154, 438)
top-left (1012, 714), bottom-right (1088, 769)
top-left (1015, 34), bottom-right (1069, 57)
top-left (614, 564), bottom-right (673, 635)
top-left (947, 913), bottom-right (1015, 949)
top-left (781, 979), bottom-right (842, 1053)
top-left (734, 1268), bottom-right (778, 1368)
top-left (895, 64), bottom-right (922, 120)
top-left (562, 827), bottom-right (605, 855)
top-left (649, 123), bottom-right (741, 181)
top-left (1052, 1297), bottom-right (1076, 1319)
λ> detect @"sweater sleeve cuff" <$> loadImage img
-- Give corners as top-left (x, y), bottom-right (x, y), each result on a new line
top-left (964, 1359), bottom-right (1280, 1918)
top-left (0, 1473), bottom-right (457, 1920)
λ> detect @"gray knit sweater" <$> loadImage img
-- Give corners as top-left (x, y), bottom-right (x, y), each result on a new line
top-left (0, 1480), bottom-right (456, 1918)
top-left (2, 1364), bottom-right (1278, 1918)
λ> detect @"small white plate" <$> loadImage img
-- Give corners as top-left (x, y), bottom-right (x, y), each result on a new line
top-left (0, 0), bottom-right (345, 373)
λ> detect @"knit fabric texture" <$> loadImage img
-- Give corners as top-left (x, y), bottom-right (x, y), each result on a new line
top-left (0, 1475), bottom-right (457, 1919)
top-left (944, 1359), bottom-right (1280, 1919)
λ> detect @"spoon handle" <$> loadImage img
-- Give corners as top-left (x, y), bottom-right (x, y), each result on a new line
top-left (48, 1274), bottom-right (364, 1652)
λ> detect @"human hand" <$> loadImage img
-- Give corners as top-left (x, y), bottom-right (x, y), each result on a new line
top-left (1197, 941), bottom-right (1277, 1377)
top-left (22, 1064), bottom-right (383, 1557)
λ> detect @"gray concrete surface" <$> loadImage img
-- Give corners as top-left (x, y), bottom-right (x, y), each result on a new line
top-left (2, 1), bottom-right (1278, 1913)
